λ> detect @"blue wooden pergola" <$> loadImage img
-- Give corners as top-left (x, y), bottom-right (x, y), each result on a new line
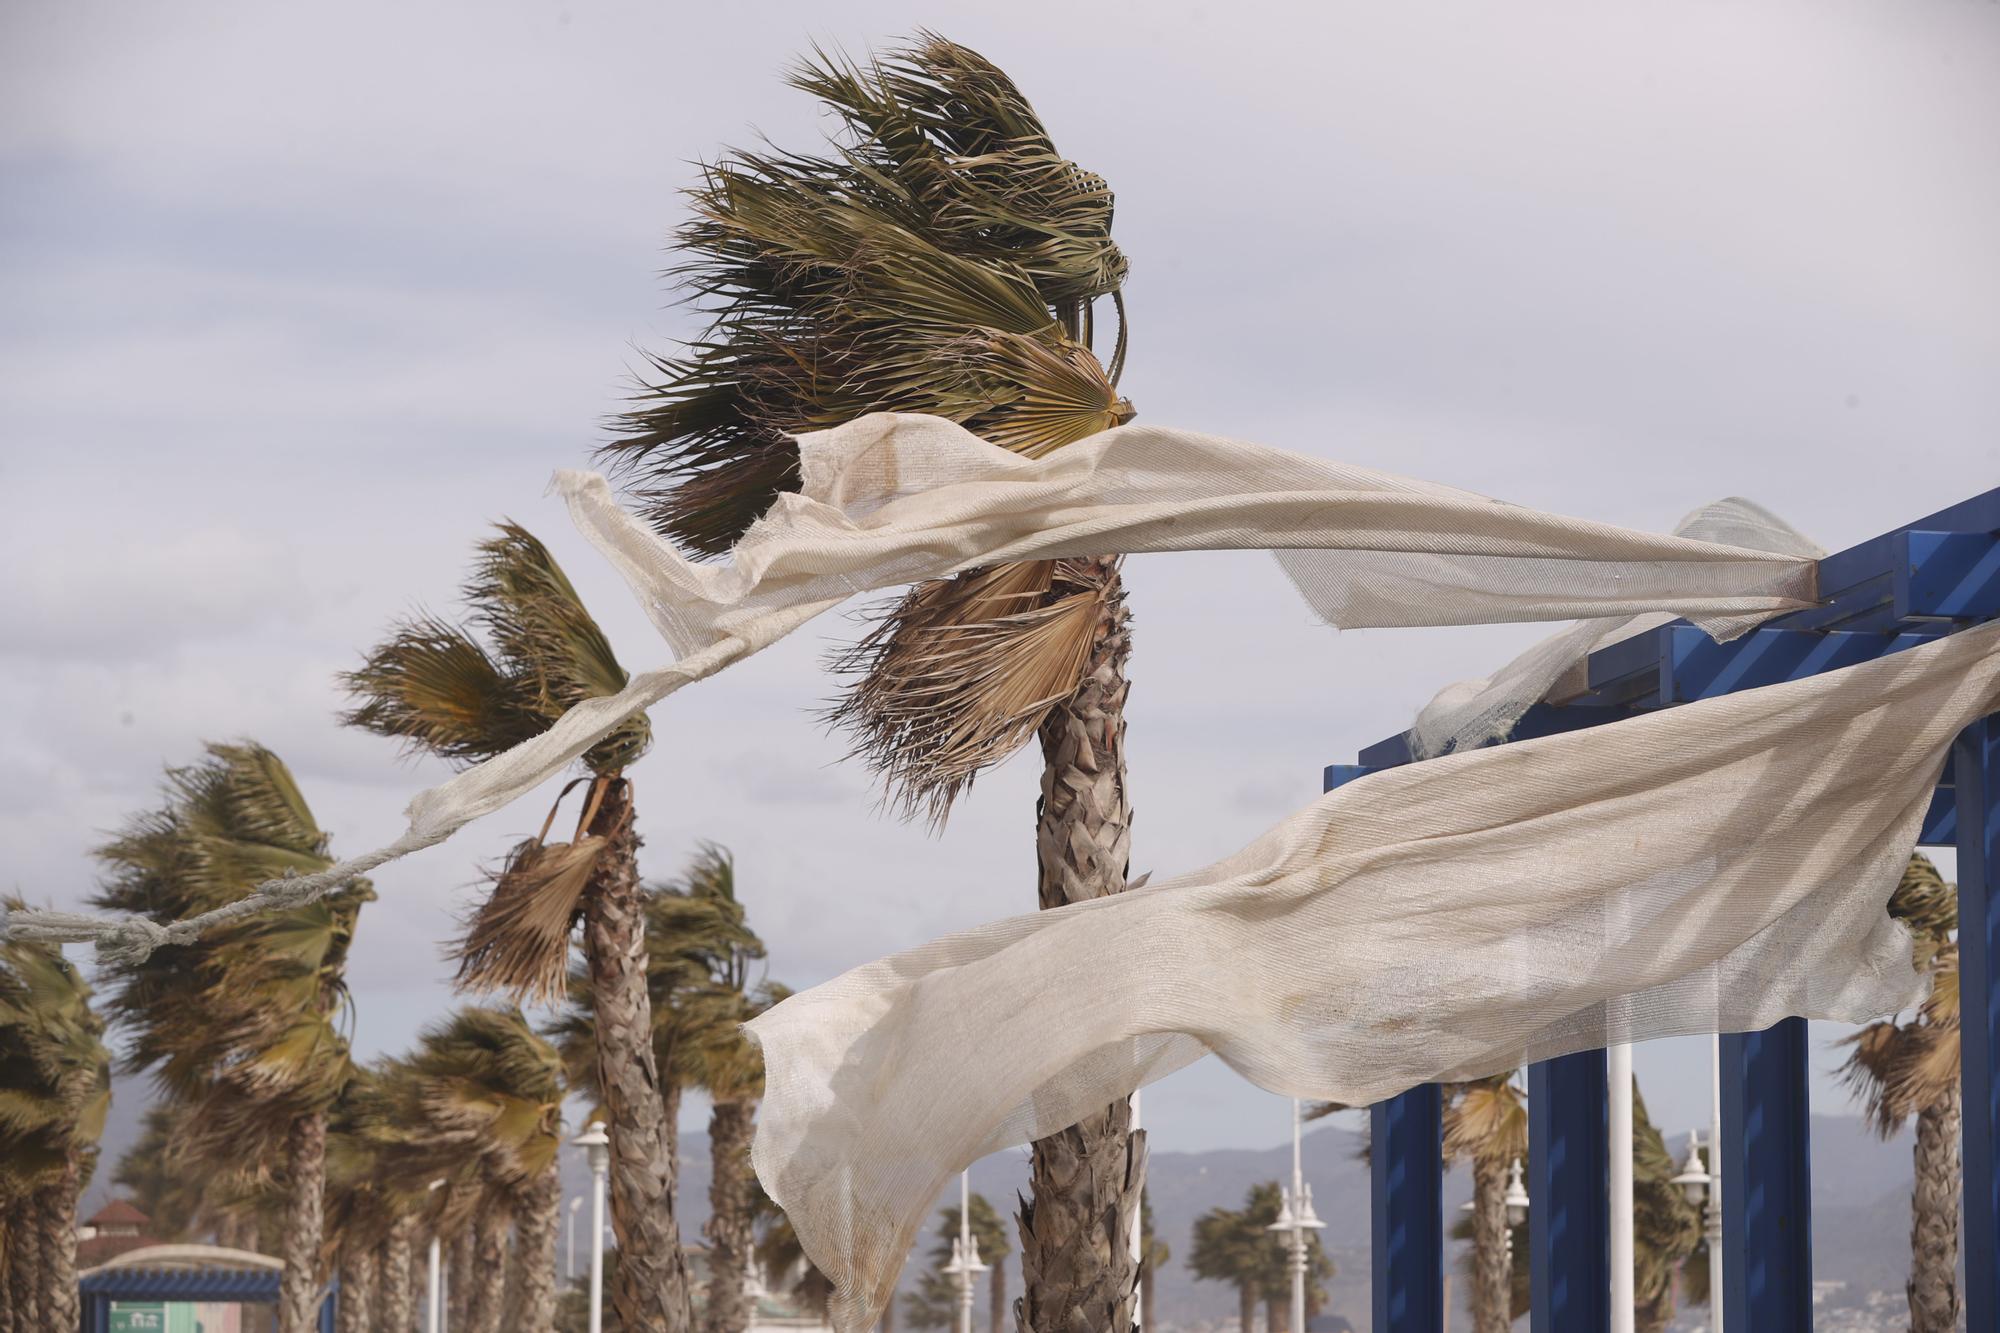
top-left (1325, 485), bottom-right (2000, 1333)
top-left (77, 1266), bottom-right (335, 1332)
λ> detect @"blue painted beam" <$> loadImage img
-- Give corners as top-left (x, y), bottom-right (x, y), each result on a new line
top-left (1529, 1050), bottom-right (1610, 1333)
top-left (1587, 625), bottom-right (1940, 705)
top-left (1720, 1018), bottom-right (1813, 1332)
top-left (1959, 716), bottom-right (2000, 1333)
top-left (1897, 531), bottom-right (2000, 621)
top-left (1373, 1086), bottom-right (1445, 1333)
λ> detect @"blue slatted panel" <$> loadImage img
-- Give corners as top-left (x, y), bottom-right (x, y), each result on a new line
top-left (1529, 1050), bottom-right (1609, 1333)
top-left (1373, 1086), bottom-right (1445, 1333)
top-left (1720, 1018), bottom-right (1812, 1331)
top-left (1960, 717), bottom-right (2000, 1333)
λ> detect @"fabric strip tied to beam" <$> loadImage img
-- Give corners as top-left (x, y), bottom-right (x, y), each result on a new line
top-left (746, 618), bottom-right (2000, 1333)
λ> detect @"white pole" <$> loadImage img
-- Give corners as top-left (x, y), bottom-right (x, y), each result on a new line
top-left (1709, 1035), bottom-right (1724, 1333)
top-left (566, 1199), bottom-right (576, 1282)
top-left (1609, 1044), bottom-right (1635, 1333)
top-left (427, 1232), bottom-right (443, 1333)
top-left (959, 1169), bottom-right (975, 1333)
top-left (1290, 1098), bottom-right (1306, 1333)
top-left (589, 1147), bottom-right (608, 1333)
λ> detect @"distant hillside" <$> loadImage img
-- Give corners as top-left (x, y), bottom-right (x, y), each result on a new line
top-left (93, 1077), bottom-right (1927, 1331)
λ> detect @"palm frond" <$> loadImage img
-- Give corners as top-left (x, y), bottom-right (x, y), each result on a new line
top-left (603, 32), bottom-right (1132, 557)
top-left (824, 558), bottom-right (1116, 823)
top-left (452, 833), bottom-right (608, 1002)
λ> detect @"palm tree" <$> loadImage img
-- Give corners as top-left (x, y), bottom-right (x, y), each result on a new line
top-left (603, 34), bottom-right (1141, 1328)
top-left (340, 523), bottom-right (691, 1330)
top-left (1837, 852), bottom-right (1962, 1332)
top-left (375, 1006), bottom-right (568, 1333)
top-left (1190, 1183), bottom-right (1331, 1333)
top-left (903, 1193), bottom-right (1015, 1333)
top-left (92, 743), bottom-right (371, 1333)
top-left (751, 1184), bottom-right (835, 1321)
top-left (0, 901), bottom-right (112, 1332)
top-left (550, 846), bottom-right (765, 1195)
top-left (1630, 1084), bottom-right (1701, 1333)
top-left (1441, 1074), bottom-right (1527, 1333)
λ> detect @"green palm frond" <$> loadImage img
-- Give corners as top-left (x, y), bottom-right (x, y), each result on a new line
top-left (1837, 853), bottom-right (1962, 1138)
top-left (604, 31), bottom-right (1132, 557)
top-left (342, 524), bottom-right (647, 774)
top-left (0, 907), bottom-right (112, 1196)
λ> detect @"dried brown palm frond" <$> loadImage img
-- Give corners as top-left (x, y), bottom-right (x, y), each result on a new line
top-left (823, 558), bottom-right (1117, 823)
top-left (602, 32), bottom-right (1132, 557)
top-left (1442, 1074), bottom-right (1528, 1166)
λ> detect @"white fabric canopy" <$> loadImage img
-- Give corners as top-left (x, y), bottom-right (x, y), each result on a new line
top-left (10, 414), bottom-right (1816, 954)
top-left (747, 620), bottom-right (1999, 1333)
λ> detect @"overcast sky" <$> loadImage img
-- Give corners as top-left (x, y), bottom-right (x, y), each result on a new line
top-left (4, 0), bottom-right (1997, 1158)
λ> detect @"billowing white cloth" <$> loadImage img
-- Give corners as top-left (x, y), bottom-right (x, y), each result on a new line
top-left (10, 414), bottom-right (1815, 952)
top-left (748, 621), bottom-right (2000, 1332)
top-left (1408, 497), bottom-right (1827, 756)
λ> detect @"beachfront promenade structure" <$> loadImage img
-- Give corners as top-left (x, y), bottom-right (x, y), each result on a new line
top-left (77, 1245), bottom-right (336, 1332)
top-left (1326, 485), bottom-right (2000, 1333)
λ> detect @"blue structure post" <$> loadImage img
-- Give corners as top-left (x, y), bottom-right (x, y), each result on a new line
top-left (1720, 1017), bottom-right (1812, 1332)
top-left (1372, 1085), bottom-right (1445, 1333)
top-left (1528, 1050), bottom-right (1609, 1333)
top-left (1959, 716), bottom-right (2000, 1333)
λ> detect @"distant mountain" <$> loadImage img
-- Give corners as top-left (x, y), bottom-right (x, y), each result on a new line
top-left (92, 1077), bottom-right (1930, 1332)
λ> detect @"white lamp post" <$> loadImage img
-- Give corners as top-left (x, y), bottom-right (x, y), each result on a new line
top-left (1670, 1127), bottom-right (1722, 1333)
top-left (567, 1196), bottom-right (582, 1282)
top-left (940, 1170), bottom-right (988, 1333)
top-left (1266, 1099), bottom-right (1325, 1333)
top-left (575, 1125), bottom-right (612, 1333)
top-left (426, 1179), bottom-right (446, 1333)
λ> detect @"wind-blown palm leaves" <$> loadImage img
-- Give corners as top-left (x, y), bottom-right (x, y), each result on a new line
top-left (1189, 1182), bottom-right (1333, 1333)
top-left (342, 525), bottom-right (691, 1331)
top-left (606, 34), bottom-right (1148, 1326)
top-left (92, 743), bottom-right (369, 1333)
top-left (0, 904), bottom-right (111, 1333)
top-left (1837, 852), bottom-right (1963, 1333)
top-left (902, 1193), bottom-right (1014, 1333)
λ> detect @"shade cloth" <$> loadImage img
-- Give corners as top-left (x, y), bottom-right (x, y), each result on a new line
top-left (747, 619), bottom-right (1999, 1332)
top-left (9, 414), bottom-right (1815, 955)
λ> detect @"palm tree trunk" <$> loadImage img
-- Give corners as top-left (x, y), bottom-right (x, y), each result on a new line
top-left (1138, 1261), bottom-right (1154, 1333)
top-left (449, 1228), bottom-right (473, 1330)
top-left (1908, 1086), bottom-right (1963, 1331)
top-left (1265, 1294), bottom-right (1284, 1333)
top-left (278, 1111), bottom-right (329, 1333)
top-left (0, 1200), bottom-right (16, 1333)
top-left (1020, 557), bottom-right (1143, 1333)
top-left (584, 776), bottom-right (695, 1333)
top-left (517, 1161), bottom-right (563, 1330)
top-left (336, 1245), bottom-right (378, 1333)
top-left (1237, 1282), bottom-right (1256, 1333)
top-left (37, 1151), bottom-right (82, 1332)
top-left (990, 1253), bottom-right (1009, 1333)
top-left (377, 1219), bottom-right (416, 1333)
top-left (463, 1202), bottom-right (511, 1333)
top-left (8, 1192), bottom-right (44, 1332)
top-left (704, 1098), bottom-right (757, 1333)
top-left (1469, 1156), bottom-right (1508, 1333)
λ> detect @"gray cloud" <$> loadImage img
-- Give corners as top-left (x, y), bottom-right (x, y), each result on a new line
top-left (3, 0), bottom-right (1993, 1150)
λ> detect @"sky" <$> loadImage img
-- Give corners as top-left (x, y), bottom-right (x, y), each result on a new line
top-left (3, 0), bottom-right (1998, 1158)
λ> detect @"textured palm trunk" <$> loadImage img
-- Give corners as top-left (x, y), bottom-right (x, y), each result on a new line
top-left (1908, 1086), bottom-right (1962, 1331)
top-left (1020, 557), bottom-right (1143, 1333)
top-left (463, 1202), bottom-right (511, 1333)
top-left (1469, 1156), bottom-right (1509, 1333)
top-left (991, 1254), bottom-right (1009, 1333)
top-left (517, 1161), bottom-right (563, 1330)
top-left (278, 1111), bottom-right (329, 1333)
top-left (379, 1217), bottom-right (417, 1333)
top-left (336, 1245), bottom-right (378, 1333)
top-left (449, 1229), bottom-right (473, 1330)
top-left (0, 1202), bottom-right (17, 1333)
top-left (1264, 1295), bottom-right (1284, 1333)
top-left (704, 1098), bottom-right (757, 1333)
top-left (34, 1152), bottom-right (82, 1331)
top-left (1235, 1282), bottom-right (1255, 1333)
top-left (1138, 1261), bottom-right (1154, 1333)
top-left (584, 776), bottom-right (696, 1332)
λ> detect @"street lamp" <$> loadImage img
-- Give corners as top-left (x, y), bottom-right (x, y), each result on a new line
top-left (575, 1125), bottom-right (612, 1333)
top-left (941, 1170), bottom-right (988, 1333)
top-left (566, 1196), bottom-right (583, 1282)
top-left (426, 1179), bottom-right (446, 1333)
top-left (1670, 1129), bottom-right (1722, 1333)
top-left (1266, 1100), bottom-right (1325, 1333)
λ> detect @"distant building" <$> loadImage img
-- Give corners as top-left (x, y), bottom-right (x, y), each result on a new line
top-left (75, 1199), bottom-right (159, 1268)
